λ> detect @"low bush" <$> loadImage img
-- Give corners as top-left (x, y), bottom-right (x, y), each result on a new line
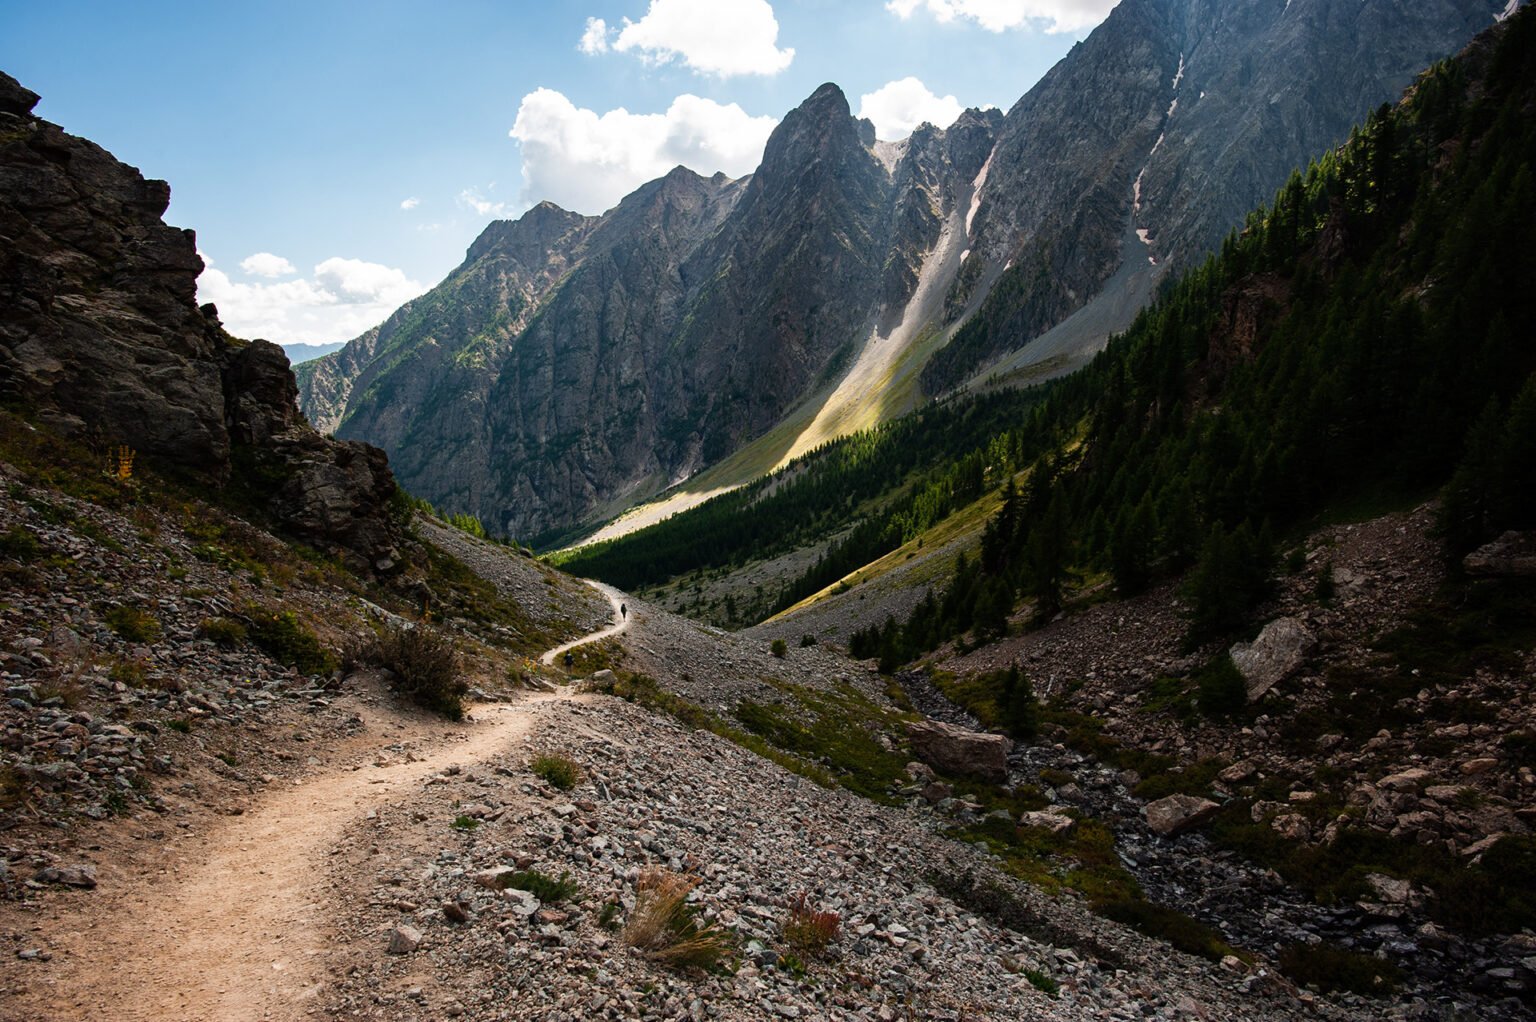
top-left (247, 608), bottom-right (335, 675)
top-left (104, 604), bottom-right (161, 644)
top-left (1097, 899), bottom-right (1241, 963)
top-left (0, 525), bottom-right (40, 562)
top-left (1194, 656), bottom-right (1247, 717)
top-left (623, 868), bottom-right (734, 971)
top-left (1023, 968), bottom-right (1059, 997)
top-left (770, 638), bottom-right (788, 659)
top-left (354, 621), bottom-right (463, 719)
top-left (196, 616), bottom-right (247, 649)
top-left (532, 752), bottom-right (581, 791)
top-left (1278, 942), bottom-right (1401, 996)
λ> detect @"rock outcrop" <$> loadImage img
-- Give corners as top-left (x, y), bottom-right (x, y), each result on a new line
top-left (0, 71), bottom-right (399, 570)
top-left (1144, 794), bottom-right (1221, 836)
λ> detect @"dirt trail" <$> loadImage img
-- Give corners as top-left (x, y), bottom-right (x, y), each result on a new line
top-left (12, 603), bottom-right (635, 1022)
top-left (539, 580), bottom-right (629, 666)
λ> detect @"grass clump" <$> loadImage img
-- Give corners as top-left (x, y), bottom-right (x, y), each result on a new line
top-left (451, 814), bottom-right (480, 830)
top-left (196, 616), bottom-right (247, 649)
top-left (104, 604), bottom-right (161, 643)
top-left (623, 868), bottom-right (733, 971)
top-left (1278, 943), bottom-right (1401, 996)
top-left (781, 893), bottom-right (839, 959)
top-left (531, 752), bottom-right (581, 790)
top-left (1097, 899), bottom-right (1244, 963)
top-left (351, 621), bottom-right (464, 719)
top-left (770, 638), bottom-right (788, 659)
top-left (496, 869), bottom-right (579, 903)
top-left (247, 608), bottom-right (335, 675)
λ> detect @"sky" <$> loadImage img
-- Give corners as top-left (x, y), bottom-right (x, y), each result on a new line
top-left (0, 0), bottom-right (1118, 349)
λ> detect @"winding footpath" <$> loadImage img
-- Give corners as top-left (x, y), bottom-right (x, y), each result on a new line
top-left (539, 580), bottom-right (630, 666)
top-left (15, 594), bottom-right (632, 1022)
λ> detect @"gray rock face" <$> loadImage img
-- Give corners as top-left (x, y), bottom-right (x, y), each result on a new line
top-left (906, 720), bottom-right (1010, 782)
top-left (921, 0), bottom-right (1508, 391)
top-left (1229, 616), bottom-right (1317, 702)
top-left (1144, 794), bottom-right (1221, 836)
top-left (299, 86), bottom-right (1000, 541)
top-left (0, 71), bottom-right (400, 570)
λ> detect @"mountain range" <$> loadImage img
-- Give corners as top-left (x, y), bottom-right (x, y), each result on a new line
top-left (298, 0), bottom-right (1510, 547)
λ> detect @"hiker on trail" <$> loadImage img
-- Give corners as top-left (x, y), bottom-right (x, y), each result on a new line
top-left (620, 603), bottom-right (627, 620)
top-left (564, 650), bottom-right (574, 672)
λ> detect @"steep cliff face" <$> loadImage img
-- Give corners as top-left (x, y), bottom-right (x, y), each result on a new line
top-left (921, 0), bottom-right (1511, 391)
top-left (0, 72), bottom-right (400, 570)
top-left (301, 85), bottom-right (1000, 541)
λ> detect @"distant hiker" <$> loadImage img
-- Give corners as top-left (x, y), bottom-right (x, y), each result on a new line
top-left (620, 603), bottom-right (627, 620)
top-left (563, 650), bottom-right (574, 672)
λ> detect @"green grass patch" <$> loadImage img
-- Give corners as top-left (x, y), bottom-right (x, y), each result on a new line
top-left (1278, 942), bottom-right (1402, 996)
top-left (103, 604), bottom-right (161, 643)
top-left (532, 753), bottom-right (581, 790)
top-left (247, 608), bottom-right (335, 675)
top-left (497, 869), bottom-right (579, 903)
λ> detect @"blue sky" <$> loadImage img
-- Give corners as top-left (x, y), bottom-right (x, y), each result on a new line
top-left (0, 1), bottom-right (1116, 347)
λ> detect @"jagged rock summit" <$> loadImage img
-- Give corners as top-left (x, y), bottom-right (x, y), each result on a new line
top-left (0, 71), bottom-right (400, 569)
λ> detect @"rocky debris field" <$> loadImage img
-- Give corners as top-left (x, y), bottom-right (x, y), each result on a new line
top-left (911, 505), bottom-right (1536, 1017)
top-left (316, 692), bottom-right (1367, 1022)
top-left (413, 517), bottom-right (609, 634)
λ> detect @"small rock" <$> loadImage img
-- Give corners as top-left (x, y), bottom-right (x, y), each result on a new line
top-left (1144, 795), bottom-right (1221, 837)
top-left (387, 924), bottom-right (423, 954)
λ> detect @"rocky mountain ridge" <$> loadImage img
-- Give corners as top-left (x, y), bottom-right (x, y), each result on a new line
top-left (297, 0), bottom-right (1508, 545)
top-left (0, 71), bottom-right (400, 571)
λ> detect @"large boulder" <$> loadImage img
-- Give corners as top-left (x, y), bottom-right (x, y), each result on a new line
top-left (1229, 617), bottom-right (1316, 702)
top-left (1463, 531), bottom-right (1536, 577)
top-left (906, 720), bottom-right (1010, 782)
top-left (1144, 794), bottom-right (1221, 837)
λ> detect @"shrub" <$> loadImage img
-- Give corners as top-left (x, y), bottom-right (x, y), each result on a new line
top-left (104, 604), bottom-right (161, 643)
top-left (197, 617), bottom-right (247, 649)
top-left (782, 893), bottom-right (839, 959)
top-left (532, 752), bottom-right (580, 791)
top-left (108, 655), bottom-right (150, 688)
top-left (451, 814), bottom-right (479, 830)
top-left (1097, 899), bottom-right (1240, 963)
top-left (1278, 943), bottom-right (1401, 996)
top-left (496, 869), bottom-right (578, 903)
top-left (247, 609), bottom-right (335, 675)
top-left (357, 622), bottom-right (465, 720)
top-left (1195, 656), bottom-right (1248, 717)
top-left (770, 638), bottom-right (788, 659)
top-left (799, 634), bottom-right (818, 648)
top-left (165, 718), bottom-right (192, 733)
top-left (1023, 968), bottom-right (1059, 997)
top-left (0, 525), bottom-right (40, 562)
top-left (623, 868), bottom-right (733, 971)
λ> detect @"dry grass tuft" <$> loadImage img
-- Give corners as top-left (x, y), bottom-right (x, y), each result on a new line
top-left (622, 868), bottom-right (734, 970)
top-left (782, 892), bottom-right (840, 958)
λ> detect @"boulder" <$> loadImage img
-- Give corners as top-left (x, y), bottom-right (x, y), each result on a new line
top-left (906, 720), bottom-right (1010, 782)
top-left (1144, 794), bottom-right (1221, 837)
top-left (1019, 809), bottom-right (1076, 834)
top-left (1229, 617), bottom-right (1316, 702)
top-left (1463, 531), bottom-right (1536, 577)
top-left (1378, 768), bottom-right (1431, 793)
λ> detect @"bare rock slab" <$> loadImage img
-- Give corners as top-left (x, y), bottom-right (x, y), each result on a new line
top-left (906, 720), bottom-right (1010, 782)
top-left (1145, 795), bottom-right (1221, 837)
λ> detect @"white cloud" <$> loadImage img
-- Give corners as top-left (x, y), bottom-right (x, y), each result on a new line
top-left (611, 0), bottom-right (794, 77)
top-left (458, 187), bottom-right (511, 218)
top-left (197, 256), bottom-right (427, 346)
top-left (858, 78), bottom-right (964, 140)
top-left (510, 87), bottom-right (777, 215)
top-left (579, 16), bottom-right (611, 54)
top-left (400, 196), bottom-right (420, 210)
top-left (886, 0), bottom-right (1117, 34)
top-left (239, 252), bottom-right (297, 278)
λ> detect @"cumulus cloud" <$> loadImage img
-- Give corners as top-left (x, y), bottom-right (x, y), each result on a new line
top-left (610, 0), bottom-right (794, 77)
top-left (886, 0), bottom-right (1117, 33)
top-left (239, 252), bottom-right (297, 278)
top-left (400, 196), bottom-right (420, 210)
top-left (858, 78), bottom-right (964, 140)
top-left (510, 87), bottom-right (777, 214)
top-left (579, 16), bottom-right (611, 54)
top-left (197, 256), bottom-right (427, 346)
